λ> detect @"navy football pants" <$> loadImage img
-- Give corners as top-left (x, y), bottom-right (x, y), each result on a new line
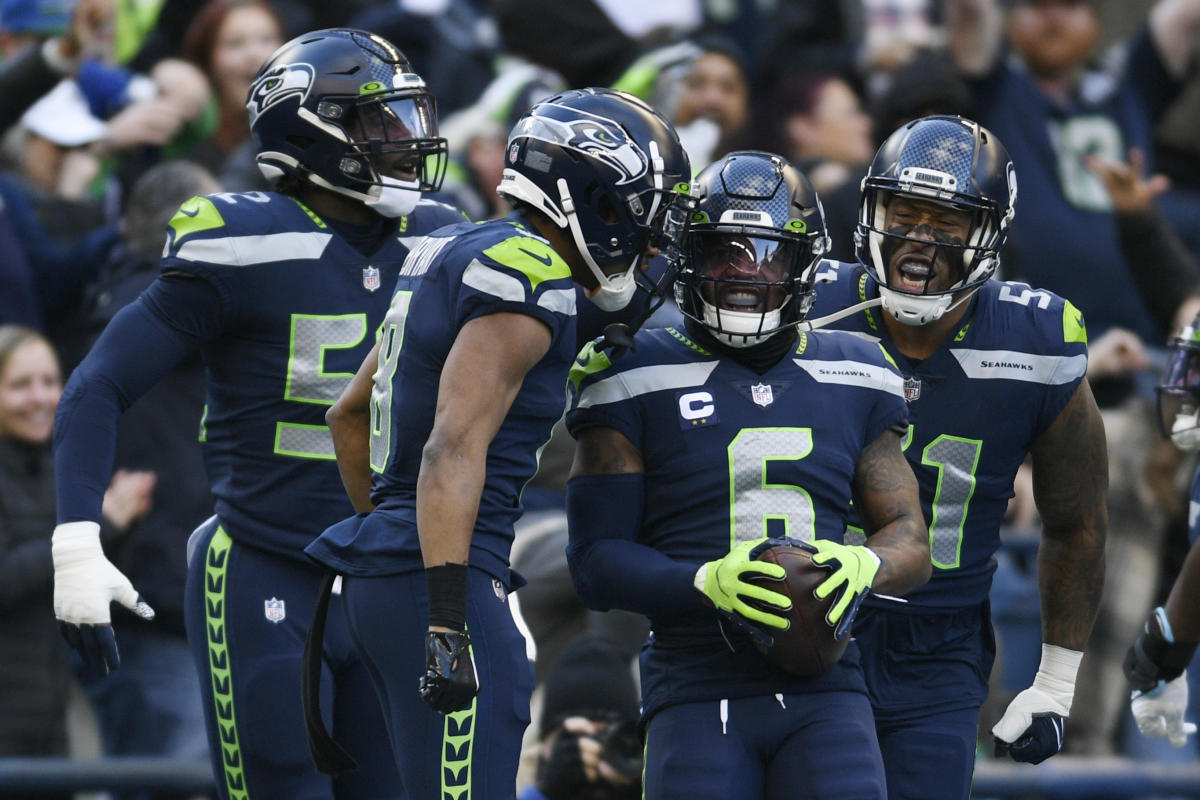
top-left (643, 691), bottom-right (886, 800)
top-left (341, 567), bottom-right (535, 800)
top-left (185, 519), bottom-right (401, 799)
top-left (856, 603), bottom-right (996, 800)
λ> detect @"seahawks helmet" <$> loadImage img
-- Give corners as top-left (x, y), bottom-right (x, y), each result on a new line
top-left (498, 87), bottom-right (692, 311)
top-left (856, 115), bottom-right (1016, 325)
top-left (247, 28), bottom-right (448, 218)
top-left (676, 151), bottom-right (830, 347)
top-left (1158, 312), bottom-right (1200, 451)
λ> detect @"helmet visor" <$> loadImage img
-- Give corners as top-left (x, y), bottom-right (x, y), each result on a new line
top-left (688, 230), bottom-right (800, 313)
top-left (351, 94), bottom-right (448, 191)
top-left (1157, 341), bottom-right (1200, 438)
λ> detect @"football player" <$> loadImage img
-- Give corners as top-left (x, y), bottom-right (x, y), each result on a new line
top-left (1124, 314), bottom-right (1200, 748)
top-left (51, 29), bottom-right (464, 799)
top-left (808, 115), bottom-right (1108, 798)
top-left (302, 87), bottom-right (693, 796)
top-left (564, 150), bottom-right (930, 799)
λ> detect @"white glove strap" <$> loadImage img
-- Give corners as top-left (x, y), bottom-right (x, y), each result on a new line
top-left (52, 520), bottom-right (104, 564)
top-left (1031, 643), bottom-right (1084, 714)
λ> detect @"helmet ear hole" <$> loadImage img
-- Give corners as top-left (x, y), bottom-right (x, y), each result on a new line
top-left (288, 135), bottom-right (316, 150)
top-left (596, 193), bottom-right (618, 224)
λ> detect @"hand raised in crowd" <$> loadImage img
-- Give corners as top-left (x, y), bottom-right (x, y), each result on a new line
top-left (100, 468), bottom-right (156, 532)
top-left (100, 98), bottom-right (187, 151)
top-left (1085, 147), bottom-right (1171, 215)
top-left (58, 0), bottom-right (115, 62)
top-left (1086, 327), bottom-right (1151, 380)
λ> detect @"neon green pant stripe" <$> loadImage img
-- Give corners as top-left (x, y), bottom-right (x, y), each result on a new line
top-left (205, 526), bottom-right (249, 799)
top-left (441, 700), bottom-right (477, 799)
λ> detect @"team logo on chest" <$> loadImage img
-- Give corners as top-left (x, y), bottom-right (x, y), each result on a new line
top-left (264, 597), bottom-right (286, 624)
top-left (903, 376), bottom-right (922, 403)
top-left (750, 383), bottom-right (774, 407)
top-left (362, 265), bottom-right (381, 292)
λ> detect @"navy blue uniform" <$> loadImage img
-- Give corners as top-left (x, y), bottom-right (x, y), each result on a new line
top-left (306, 214), bottom-right (578, 798)
top-left (55, 190), bottom-right (463, 800)
top-left (809, 260), bottom-right (1088, 799)
top-left (566, 325), bottom-right (908, 800)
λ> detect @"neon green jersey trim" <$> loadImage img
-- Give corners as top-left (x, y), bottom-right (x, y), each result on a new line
top-left (482, 236), bottom-right (570, 290)
top-left (1063, 300), bottom-right (1087, 344)
top-left (169, 196), bottom-right (225, 244)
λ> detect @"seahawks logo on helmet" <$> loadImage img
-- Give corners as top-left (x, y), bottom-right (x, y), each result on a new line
top-left (248, 63), bottom-right (315, 126)
top-left (522, 112), bottom-right (648, 186)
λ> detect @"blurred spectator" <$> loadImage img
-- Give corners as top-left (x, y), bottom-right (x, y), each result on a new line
top-left (0, 325), bottom-right (152, 787)
top-left (0, 172), bottom-right (117, 334)
top-left (519, 633), bottom-right (642, 800)
top-left (868, 48), bottom-right (976, 145)
top-left (0, 0), bottom-right (73, 56)
top-left (493, 0), bottom-right (635, 88)
top-left (758, 1), bottom-right (945, 101)
top-left (737, 72), bottom-right (873, 258)
top-left (435, 61), bottom-right (564, 220)
top-left (1088, 147), bottom-right (1200, 335)
top-left (0, 0), bottom-right (110, 135)
top-left (67, 160), bottom-right (219, 800)
top-left (178, 0), bottom-right (281, 185)
top-left (348, 0), bottom-right (498, 117)
top-left (613, 35), bottom-right (749, 171)
top-left (10, 0), bottom-right (209, 202)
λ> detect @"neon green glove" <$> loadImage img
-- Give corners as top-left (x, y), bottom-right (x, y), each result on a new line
top-left (811, 539), bottom-right (880, 638)
top-left (694, 539), bottom-right (791, 629)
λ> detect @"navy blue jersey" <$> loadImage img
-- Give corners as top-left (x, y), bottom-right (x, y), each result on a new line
top-left (55, 191), bottom-right (463, 559)
top-left (566, 325), bottom-right (908, 719)
top-left (304, 214), bottom-right (579, 583)
top-left (809, 260), bottom-right (1089, 610)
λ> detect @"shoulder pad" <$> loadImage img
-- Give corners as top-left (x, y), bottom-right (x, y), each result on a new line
top-left (164, 192), bottom-right (331, 267)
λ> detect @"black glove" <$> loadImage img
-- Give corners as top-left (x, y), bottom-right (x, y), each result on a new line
top-left (418, 630), bottom-right (479, 713)
top-left (993, 713), bottom-right (1065, 765)
top-left (1124, 606), bottom-right (1198, 692)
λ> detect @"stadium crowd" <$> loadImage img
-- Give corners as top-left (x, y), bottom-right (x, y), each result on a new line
top-left (3, 0), bottom-right (1200, 798)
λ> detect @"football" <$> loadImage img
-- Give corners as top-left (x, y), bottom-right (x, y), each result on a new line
top-left (745, 542), bottom-right (848, 678)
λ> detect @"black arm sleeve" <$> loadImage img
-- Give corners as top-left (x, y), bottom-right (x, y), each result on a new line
top-left (53, 282), bottom-right (214, 523)
top-left (1116, 207), bottom-right (1200, 338)
top-left (565, 473), bottom-right (705, 620)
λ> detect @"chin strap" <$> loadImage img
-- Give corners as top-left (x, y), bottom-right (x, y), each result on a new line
top-left (798, 297), bottom-right (883, 332)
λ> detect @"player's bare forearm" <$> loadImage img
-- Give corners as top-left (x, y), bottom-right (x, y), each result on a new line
top-left (1031, 379), bottom-right (1108, 650)
top-left (417, 312), bottom-right (551, 569)
top-left (1165, 540), bottom-right (1200, 642)
top-left (570, 426), bottom-right (644, 477)
top-left (329, 340), bottom-right (380, 512)
top-left (418, 432), bottom-right (487, 567)
top-left (854, 428), bottom-right (930, 596)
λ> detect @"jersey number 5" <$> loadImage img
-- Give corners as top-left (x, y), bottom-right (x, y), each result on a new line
top-left (277, 314), bottom-right (368, 460)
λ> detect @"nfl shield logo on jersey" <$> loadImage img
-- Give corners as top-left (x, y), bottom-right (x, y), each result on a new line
top-left (264, 597), bottom-right (286, 624)
top-left (903, 376), bottom-right (921, 403)
top-left (362, 266), bottom-right (381, 292)
top-left (751, 383), bottom-right (774, 407)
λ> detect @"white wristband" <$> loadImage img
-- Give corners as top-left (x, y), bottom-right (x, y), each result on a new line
top-left (1031, 643), bottom-right (1084, 712)
top-left (52, 520), bottom-right (103, 562)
